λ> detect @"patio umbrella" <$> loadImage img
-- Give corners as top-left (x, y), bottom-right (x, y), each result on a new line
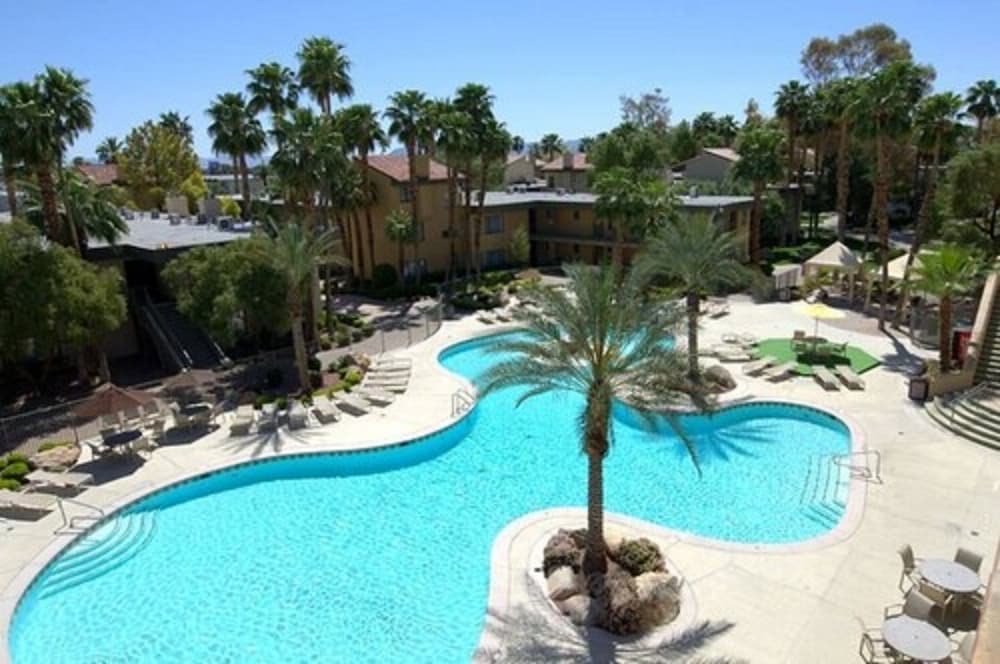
top-left (800, 302), bottom-right (846, 348)
top-left (73, 383), bottom-right (157, 420)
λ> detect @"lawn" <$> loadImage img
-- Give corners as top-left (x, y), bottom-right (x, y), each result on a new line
top-left (753, 338), bottom-right (881, 376)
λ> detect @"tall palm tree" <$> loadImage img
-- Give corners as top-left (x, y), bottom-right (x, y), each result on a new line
top-left (894, 92), bottom-right (965, 327)
top-left (22, 168), bottom-right (127, 252)
top-left (206, 92), bottom-right (267, 218)
top-left (911, 246), bottom-right (985, 371)
top-left (95, 136), bottom-right (122, 164)
top-left (478, 264), bottom-right (701, 583)
top-left (338, 103), bottom-right (388, 279)
top-left (594, 166), bottom-right (671, 266)
top-left (964, 79), bottom-right (999, 143)
top-left (640, 215), bottom-right (753, 378)
top-left (262, 222), bottom-right (344, 389)
top-left (434, 101), bottom-right (472, 280)
top-left (385, 90), bottom-right (429, 280)
top-left (691, 112), bottom-right (717, 141)
top-left (159, 111), bottom-right (194, 145)
top-left (0, 83), bottom-right (25, 217)
top-left (732, 126), bottom-right (784, 264)
top-left (716, 114), bottom-right (739, 146)
top-left (473, 119), bottom-right (511, 277)
top-left (774, 80), bottom-right (811, 183)
top-left (246, 62), bottom-right (300, 121)
top-left (296, 37), bottom-right (353, 116)
top-left (510, 134), bottom-right (525, 153)
top-left (823, 77), bottom-right (860, 241)
top-left (385, 208), bottom-right (414, 279)
top-left (856, 62), bottom-right (929, 328)
top-left (538, 133), bottom-right (565, 161)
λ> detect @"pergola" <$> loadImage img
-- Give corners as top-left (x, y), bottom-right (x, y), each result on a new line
top-left (803, 241), bottom-right (863, 300)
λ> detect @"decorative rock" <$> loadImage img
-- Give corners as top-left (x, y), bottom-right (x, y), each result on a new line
top-left (543, 529), bottom-right (585, 576)
top-left (556, 594), bottom-right (600, 626)
top-left (29, 444), bottom-right (80, 472)
top-left (705, 364), bottom-right (737, 391)
top-left (604, 529), bottom-right (626, 556)
top-left (634, 572), bottom-right (681, 629)
top-left (599, 563), bottom-right (642, 635)
top-left (546, 565), bottom-right (580, 601)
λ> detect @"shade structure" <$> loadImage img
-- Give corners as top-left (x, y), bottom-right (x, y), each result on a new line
top-left (73, 383), bottom-right (157, 420)
top-left (803, 241), bottom-right (862, 273)
top-left (800, 302), bottom-right (846, 339)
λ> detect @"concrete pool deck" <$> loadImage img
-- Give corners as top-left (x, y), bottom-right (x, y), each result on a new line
top-left (2, 296), bottom-right (999, 663)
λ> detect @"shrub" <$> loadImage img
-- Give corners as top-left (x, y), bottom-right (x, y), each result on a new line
top-left (0, 479), bottom-right (20, 491)
top-left (337, 354), bottom-right (356, 370)
top-left (350, 328), bottom-right (364, 342)
top-left (318, 336), bottom-right (333, 351)
top-left (1, 461), bottom-right (30, 481)
top-left (6, 452), bottom-right (30, 466)
top-left (275, 396), bottom-right (288, 410)
top-left (337, 312), bottom-right (364, 327)
top-left (307, 356), bottom-right (322, 372)
top-left (265, 368), bottom-right (283, 389)
top-left (326, 361), bottom-right (341, 374)
top-left (372, 263), bottom-right (399, 289)
top-left (37, 440), bottom-right (73, 453)
top-left (308, 371), bottom-right (323, 390)
top-left (0, 457), bottom-right (5, 472)
top-left (335, 332), bottom-right (350, 347)
top-left (254, 394), bottom-right (275, 410)
top-left (612, 538), bottom-right (665, 577)
top-left (344, 369), bottom-right (362, 386)
top-left (361, 323), bottom-right (375, 338)
top-left (298, 393), bottom-right (314, 407)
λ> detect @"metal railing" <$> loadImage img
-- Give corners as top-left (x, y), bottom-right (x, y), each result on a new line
top-left (945, 381), bottom-right (991, 425)
top-left (56, 496), bottom-right (105, 534)
top-left (136, 289), bottom-right (192, 370)
top-left (832, 450), bottom-right (882, 483)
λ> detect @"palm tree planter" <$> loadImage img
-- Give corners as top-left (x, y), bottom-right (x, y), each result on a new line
top-left (478, 264), bottom-right (703, 632)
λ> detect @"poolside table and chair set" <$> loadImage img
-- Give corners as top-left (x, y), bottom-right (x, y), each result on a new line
top-left (859, 544), bottom-right (986, 663)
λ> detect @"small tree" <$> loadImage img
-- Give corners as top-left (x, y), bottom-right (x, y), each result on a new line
top-left (385, 208), bottom-right (414, 281)
top-left (732, 126), bottom-right (784, 264)
top-left (911, 246), bottom-right (986, 371)
top-left (508, 225), bottom-right (530, 267)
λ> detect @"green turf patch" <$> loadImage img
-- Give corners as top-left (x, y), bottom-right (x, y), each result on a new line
top-left (753, 338), bottom-right (881, 377)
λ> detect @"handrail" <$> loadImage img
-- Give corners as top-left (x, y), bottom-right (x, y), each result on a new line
top-left (832, 450), bottom-right (882, 483)
top-left (451, 387), bottom-right (476, 418)
top-left (137, 289), bottom-right (193, 369)
top-left (56, 497), bottom-right (106, 534)
top-left (946, 382), bottom-right (992, 426)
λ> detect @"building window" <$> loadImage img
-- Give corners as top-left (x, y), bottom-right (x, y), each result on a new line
top-left (399, 186), bottom-right (414, 203)
top-left (483, 249), bottom-right (506, 268)
top-left (403, 258), bottom-right (427, 279)
top-left (485, 214), bottom-right (504, 235)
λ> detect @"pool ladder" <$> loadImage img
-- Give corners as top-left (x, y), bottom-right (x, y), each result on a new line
top-left (56, 497), bottom-right (106, 534)
top-left (799, 450), bottom-right (882, 506)
top-left (451, 388), bottom-right (476, 418)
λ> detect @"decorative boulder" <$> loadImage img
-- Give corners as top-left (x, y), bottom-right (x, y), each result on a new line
top-left (557, 594), bottom-right (601, 626)
top-left (634, 572), bottom-right (681, 630)
top-left (546, 566), bottom-right (580, 601)
top-left (612, 537), bottom-right (666, 577)
top-left (29, 444), bottom-right (80, 472)
top-left (599, 563), bottom-right (643, 635)
top-left (604, 529), bottom-right (626, 557)
top-left (543, 529), bottom-right (585, 576)
top-left (705, 364), bottom-right (737, 391)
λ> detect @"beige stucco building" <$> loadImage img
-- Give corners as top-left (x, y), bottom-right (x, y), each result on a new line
top-left (675, 147), bottom-right (741, 182)
top-left (541, 153), bottom-right (593, 192)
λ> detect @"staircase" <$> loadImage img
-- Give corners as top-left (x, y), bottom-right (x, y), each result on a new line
top-left (39, 511), bottom-right (157, 598)
top-left (799, 454), bottom-right (851, 530)
top-left (152, 302), bottom-right (227, 369)
top-left (974, 289), bottom-right (1000, 385)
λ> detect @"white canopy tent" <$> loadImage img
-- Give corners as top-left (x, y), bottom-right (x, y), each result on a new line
top-left (803, 241), bottom-right (863, 300)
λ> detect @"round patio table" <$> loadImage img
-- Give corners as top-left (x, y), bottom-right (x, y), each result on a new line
top-left (919, 559), bottom-right (981, 594)
top-left (882, 616), bottom-right (951, 662)
top-left (102, 428), bottom-right (143, 450)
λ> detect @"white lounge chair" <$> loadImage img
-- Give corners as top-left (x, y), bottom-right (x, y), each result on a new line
top-left (743, 356), bottom-right (778, 376)
top-left (763, 361), bottom-right (797, 382)
top-left (229, 406), bottom-right (254, 436)
top-left (372, 358), bottom-right (411, 370)
top-left (311, 399), bottom-right (341, 425)
top-left (0, 489), bottom-right (59, 519)
top-left (833, 365), bottom-right (865, 390)
top-left (711, 345), bottom-right (753, 363)
top-left (335, 394), bottom-right (372, 416)
top-left (287, 403), bottom-right (309, 430)
top-left (355, 389), bottom-right (395, 407)
top-left (494, 310), bottom-right (512, 323)
top-left (26, 470), bottom-right (94, 495)
top-left (476, 312), bottom-right (497, 325)
top-left (812, 366), bottom-right (840, 391)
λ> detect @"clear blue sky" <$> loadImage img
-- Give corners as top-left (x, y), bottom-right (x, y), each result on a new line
top-left (2, 1), bottom-right (997, 160)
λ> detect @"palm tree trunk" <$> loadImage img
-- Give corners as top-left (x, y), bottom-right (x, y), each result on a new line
top-left (408, 147), bottom-right (420, 284)
top-left (3, 163), bottom-right (18, 217)
top-left (939, 296), bottom-right (952, 371)
top-left (231, 156), bottom-right (240, 203)
top-left (686, 292), bottom-right (700, 379)
top-left (351, 210), bottom-right (366, 280)
top-left (290, 307), bottom-right (310, 390)
top-left (397, 240), bottom-right (404, 279)
top-left (362, 156), bottom-right (377, 281)
top-left (447, 167), bottom-right (457, 282)
top-left (787, 121), bottom-right (797, 184)
top-left (475, 169), bottom-right (488, 279)
top-left (584, 450), bottom-right (607, 575)
top-left (875, 132), bottom-right (891, 329)
top-left (749, 181), bottom-right (763, 264)
top-left (98, 350), bottom-right (111, 383)
top-left (893, 133), bottom-right (941, 328)
top-left (239, 153), bottom-right (251, 219)
top-left (324, 264), bottom-right (335, 335)
top-left (835, 121), bottom-right (851, 242)
top-left (36, 161), bottom-right (63, 245)
top-left (612, 220), bottom-right (624, 267)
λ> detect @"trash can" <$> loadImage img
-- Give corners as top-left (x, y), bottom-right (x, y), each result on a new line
top-left (908, 376), bottom-right (929, 402)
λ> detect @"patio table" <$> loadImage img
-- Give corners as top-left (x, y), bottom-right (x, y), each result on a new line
top-left (179, 402), bottom-right (213, 427)
top-left (101, 428), bottom-right (144, 453)
top-left (919, 559), bottom-right (981, 595)
top-left (881, 615), bottom-right (951, 662)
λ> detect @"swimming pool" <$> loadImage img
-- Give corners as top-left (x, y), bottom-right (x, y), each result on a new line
top-left (9, 332), bottom-right (852, 663)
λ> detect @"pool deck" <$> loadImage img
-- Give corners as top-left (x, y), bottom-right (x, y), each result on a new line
top-left (2, 296), bottom-right (999, 663)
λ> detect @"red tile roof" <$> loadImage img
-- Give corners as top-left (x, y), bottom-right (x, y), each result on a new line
top-left (366, 155), bottom-right (450, 182)
top-left (541, 153), bottom-right (592, 172)
top-left (75, 163), bottom-right (120, 186)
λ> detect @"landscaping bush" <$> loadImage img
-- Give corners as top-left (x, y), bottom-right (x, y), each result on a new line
top-left (275, 396), bottom-right (288, 410)
top-left (254, 394), bottom-right (275, 410)
top-left (337, 312), bottom-right (364, 327)
top-left (0, 479), bottom-right (21, 491)
top-left (265, 368), bottom-right (283, 389)
top-left (335, 332), bottom-right (350, 347)
top-left (6, 452), bottom-right (30, 466)
top-left (318, 336), bottom-right (333, 351)
top-left (307, 356), bottom-right (322, 372)
top-left (350, 328), bottom-right (364, 342)
top-left (372, 263), bottom-right (399, 289)
top-left (361, 323), bottom-right (375, 338)
top-left (1, 461), bottom-right (31, 481)
top-left (37, 441), bottom-right (73, 453)
top-left (344, 369), bottom-right (362, 386)
top-left (612, 538), bottom-right (665, 577)
top-left (337, 354), bottom-right (356, 370)
top-left (308, 371), bottom-right (323, 390)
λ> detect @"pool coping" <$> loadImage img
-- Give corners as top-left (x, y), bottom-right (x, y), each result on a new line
top-left (0, 325), bottom-right (869, 663)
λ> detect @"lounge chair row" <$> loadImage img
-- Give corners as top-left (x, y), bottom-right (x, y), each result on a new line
top-left (743, 356), bottom-right (866, 389)
top-left (0, 468), bottom-right (96, 520)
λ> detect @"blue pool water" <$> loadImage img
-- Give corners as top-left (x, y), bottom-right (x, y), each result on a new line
top-left (9, 333), bottom-right (851, 663)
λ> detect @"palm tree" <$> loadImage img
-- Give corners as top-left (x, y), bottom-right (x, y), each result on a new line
top-left (95, 137), bottom-right (122, 164)
top-left (577, 136), bottom-right (595, 154)
top-left (823, 77), bottom-right (860, 241)
top-left (22, 168), bottom-right (127, 252)
top-left (262, 222), bottom-right (344, 389)
top-left (433, 100), bottom-right (472, 280)
top-left (716, 115), bottom-right (739, 146)
top-left (473, 120), bottom-right (511, 277)
top-left (732, 126), bottom-right (784, 264)
top-left (246, 62), bottom-right (299, 121)
top-left (206, 92), bottom-right (267, 218)
top-left (911, 247), bottom-right (985, 371)
top-left (965, 79), bottom-right (999, 143)
top-left (385, 90), bottom-right (429, 280)
top-left (640, 215), bottom-right (752, 378)
top-left (538, 133), bottom-right (565, 161)
top-left (594, 166), bottom-right (671, 266)
top-left (856, 61), bottom-right (929, 328)
top-left (510, 134), bottom-right (525, 153)
top-left (894, 92), bottom-right (964, 327)
top-left (338, 104), bottom-right (388, 279)
top-left (774, 80), bottom-right (811, 183)
top-left (691, 112), bottom-right (717, 141)
top-left (159, 111), bottom-right (194, 145)
top-left (296, 37), bottom-right (353, 116)
top-left (0, 83), bottom-right (25, 217)
top-left (478, 263), bottom-right (701, 583)
top-left (385, 208), bottom-right (414, 279)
